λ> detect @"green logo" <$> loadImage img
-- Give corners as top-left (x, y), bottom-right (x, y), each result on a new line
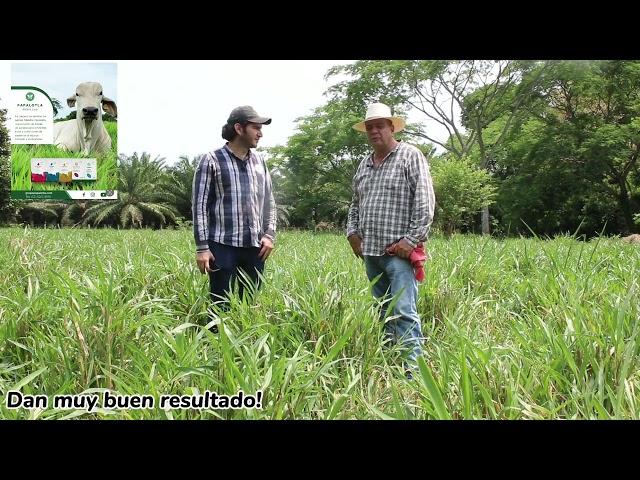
top-left (25, 92), bottom-right (35, 101)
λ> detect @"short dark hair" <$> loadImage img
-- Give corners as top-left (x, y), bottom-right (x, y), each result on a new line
top-left (221, 122), bottom-right (247, 141)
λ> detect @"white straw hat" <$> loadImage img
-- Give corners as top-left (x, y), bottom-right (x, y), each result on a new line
top-left (352, 102), bottom-right (406, 133)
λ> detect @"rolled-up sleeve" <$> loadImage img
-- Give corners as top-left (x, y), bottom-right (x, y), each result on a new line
top-left (192, 153), bottom-right (215, 252)
top-left (404, 149), bottom-right (435, 246)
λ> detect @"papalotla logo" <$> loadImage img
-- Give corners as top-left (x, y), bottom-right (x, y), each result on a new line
top-left (25, 92), bottom-right (35, 101)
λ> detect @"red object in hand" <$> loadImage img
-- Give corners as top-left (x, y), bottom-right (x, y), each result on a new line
top-left (386, 241), bottom-right (429, 282)
top-left (410, 244), bottom-right (428, 282)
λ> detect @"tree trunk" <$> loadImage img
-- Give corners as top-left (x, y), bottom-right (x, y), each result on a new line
top-left (481, 207), bottom-right (490, 235)
top-left (619, 179), bottom-right (635, 234)
top-left (475, 118), bottom-right (491, 236)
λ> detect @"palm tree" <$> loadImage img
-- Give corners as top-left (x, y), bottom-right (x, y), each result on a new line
top-left (61, 201), bottom-right (90, 226)
top-left (161, 155), bottom-right (199, 221)
top-left (83, 152), bottom-right (178, 228)
top-left (16, 201), bottom-right (66, 227)
top-left (276, 204), bottom-right (292, 228)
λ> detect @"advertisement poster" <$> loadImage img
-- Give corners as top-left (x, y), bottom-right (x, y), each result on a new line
top-left (10, 62), bottom-right (118, 200)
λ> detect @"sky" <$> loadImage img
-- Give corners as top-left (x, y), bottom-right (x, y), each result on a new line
top-left (0, 60), bottom-right (452, 165)
top-left (10, 62), bottom-right (117, 118)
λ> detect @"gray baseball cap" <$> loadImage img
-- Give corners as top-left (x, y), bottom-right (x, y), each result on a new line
top-left (227, 105), bottom-right (272, 125)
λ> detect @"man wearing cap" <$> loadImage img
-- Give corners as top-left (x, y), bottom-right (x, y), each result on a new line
top-left (346, 102), bottom-right (435, 377)
top-left (192, 106), bottom-right (277, 317)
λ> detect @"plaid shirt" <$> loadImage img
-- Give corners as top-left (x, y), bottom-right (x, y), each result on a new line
top-left (192, 144), bottom-right (276, 252)
top-left (346, 142), bottom-right (435, 256)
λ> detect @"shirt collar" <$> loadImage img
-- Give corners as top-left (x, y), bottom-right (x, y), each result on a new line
top-left (224, 143), bottom-right (252, 162)
top-left (366, 141), bottom-right (402, 166)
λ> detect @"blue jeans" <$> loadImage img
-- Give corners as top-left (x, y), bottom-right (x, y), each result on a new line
top-left (364, 254), bottom-right (423, 366)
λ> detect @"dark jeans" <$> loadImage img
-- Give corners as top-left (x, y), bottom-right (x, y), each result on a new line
top-left (208, 241), bottom-right (265, 310)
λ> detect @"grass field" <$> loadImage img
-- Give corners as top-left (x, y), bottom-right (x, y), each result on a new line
top-left (10, 121), bottom-right (118, 191)
top-left (0, 228), bottom-right (638, 419)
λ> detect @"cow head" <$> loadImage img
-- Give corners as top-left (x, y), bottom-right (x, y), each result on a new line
top-left (67, 81), bottom-right (117, 120)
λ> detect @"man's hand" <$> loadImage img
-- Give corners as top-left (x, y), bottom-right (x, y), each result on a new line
top-left (394, 238), bottom-right (414, 259)
top-left (348, 234), bottom-right (363, 258)
top-left (196, 249), bottom-right (215, 274)
top-left (258, 236), bottom-right (274, 261)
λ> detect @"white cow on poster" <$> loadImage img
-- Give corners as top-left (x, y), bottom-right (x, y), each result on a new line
top-left (52, 82), bottom-right (117, 155)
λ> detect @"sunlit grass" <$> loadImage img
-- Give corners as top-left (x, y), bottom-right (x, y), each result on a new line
top-left (0, 228), bottom-right (638, 419)
top-left (10, 121), bottom-right (118, 191)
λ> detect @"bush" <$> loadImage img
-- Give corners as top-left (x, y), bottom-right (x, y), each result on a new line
top-left (431, 156), bottom-right (497, 235)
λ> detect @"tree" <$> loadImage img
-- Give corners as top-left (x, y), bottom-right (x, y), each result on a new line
top-left (495, 61), bottom-right (640, 235)
top-left (15, 202), bottom-right (67, 227)
top-left (326, 60), bottom-right (548, 234)
top-left (162, 155), bottom-right (199, 221)
top-left (61, 201), bottom-right (90, 226)
top-left (0, 105), bottom-right (14, 224)
top-left (267, 99), bottom-right (373, 228)
top-left (563, 61), bottom-right (640, 233)
top-left (51, 98), bottom-right (63, 118)
top-left (274, 203), bottom-right (292, 228)
top-left (83, 152), bottom-right (178, 228)
top-left (430, 156), bottom-right (497, 235)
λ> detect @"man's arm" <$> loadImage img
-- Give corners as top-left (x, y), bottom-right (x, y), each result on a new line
top-left (404, 148), bottom-right (435, 247)
top-left (346, 167), bottom-right (363, 257)
top-left (192, 153), bottom-right (216, 272)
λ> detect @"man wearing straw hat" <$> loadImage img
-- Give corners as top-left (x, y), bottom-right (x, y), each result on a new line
top-left (346, 102), bottom-right (435, 378)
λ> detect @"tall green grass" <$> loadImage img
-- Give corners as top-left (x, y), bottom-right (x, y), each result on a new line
top-left (11, 121), bottom-right (118, 191)
top-left (0, 228), bottom-right (638, 419)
